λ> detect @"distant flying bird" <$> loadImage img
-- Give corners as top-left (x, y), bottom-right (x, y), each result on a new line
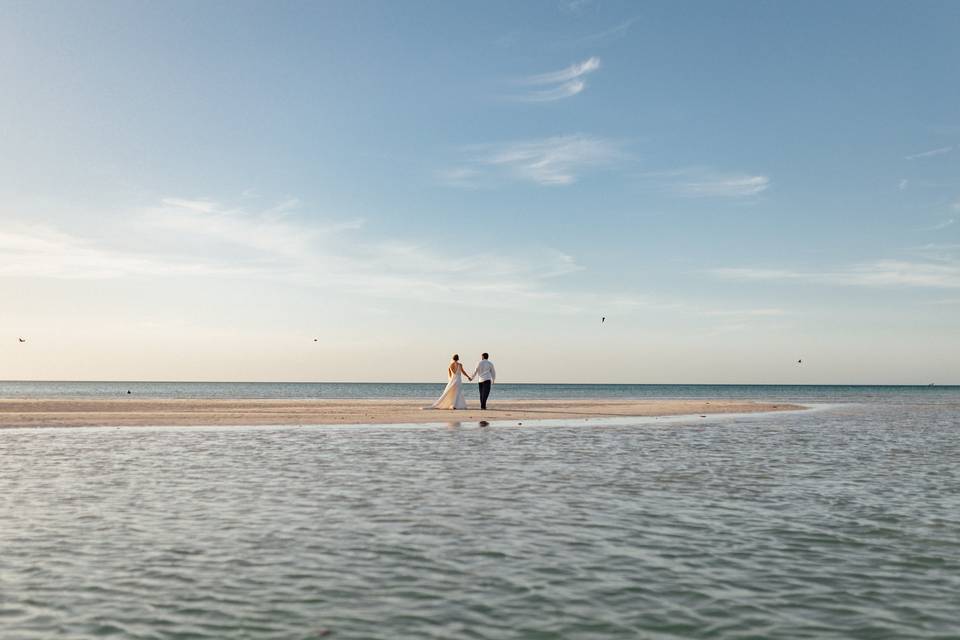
top-left (313, 338), bottom-right (318, 342)
top-left (601, 317), bottom-right (605, 324)
top-left (18, 338), bottom-right (26, 343)
top-left (797, 359), bottom-right (802, 364)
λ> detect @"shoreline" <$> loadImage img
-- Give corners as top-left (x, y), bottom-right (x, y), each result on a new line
top-left (0, 398), bottom-right (805, 428)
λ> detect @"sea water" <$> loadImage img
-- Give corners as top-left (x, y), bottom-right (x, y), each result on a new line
top-left (1, 386), bottom-right (958, 638)
top-left (0, 380), bottom-right (957, 403)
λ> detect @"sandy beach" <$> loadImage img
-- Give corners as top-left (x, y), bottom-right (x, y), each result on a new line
top-left (0, 398), bottom-right (804, 428)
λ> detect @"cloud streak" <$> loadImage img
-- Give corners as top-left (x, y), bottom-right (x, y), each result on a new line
top-left (513, 56), bottom-right (600, 102)
top-left (924, 218), bottom-right (955, 231)
top-left (515, 80), bottom-right (587, 102)
top-left (677, 174), bottom-right (770, 198)
top-left (640, 168), bottom-right (771, 198)
top-left (711, 257), bottom-right (960, 289)
top-left (0, 196), bottom-right (598, 312)
top-left (0, 224), bottom-right (248, 279)
top-left (905, 146), bottom-right (953, 160)
top-left (443, 134), bottom-right (624, 187)
top-left (525, 56), bottom-right (600, 85)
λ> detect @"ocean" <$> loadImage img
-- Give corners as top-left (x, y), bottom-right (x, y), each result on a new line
top-left (1, 384), bottom-right (958, 638)
top-left (0, 380), bottom-right (956, 403)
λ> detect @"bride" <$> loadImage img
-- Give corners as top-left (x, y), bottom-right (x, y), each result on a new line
top-left (425, 354), bottom-right (473, 410)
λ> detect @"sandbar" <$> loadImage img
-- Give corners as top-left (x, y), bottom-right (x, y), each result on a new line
top-left (0, 398), bottom-right (804, 428)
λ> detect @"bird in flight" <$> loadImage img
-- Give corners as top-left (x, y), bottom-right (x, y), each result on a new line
top-left (797, 359), bottom-right (802, 364)
top-left (601, 317), bottom-right (605, 324)
top-left (18, 337), bottom-right (26, 343)
top-left (313, 338), bottom-right (318, 342)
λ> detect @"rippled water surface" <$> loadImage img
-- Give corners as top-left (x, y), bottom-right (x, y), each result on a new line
top-left (2, 393), bottom-right (960, 638)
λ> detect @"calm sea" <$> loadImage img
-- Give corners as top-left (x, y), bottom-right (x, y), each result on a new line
top-left (0, 379), bottom-right (957, 403)
top-left (2, 384), bottom-right (959, 639)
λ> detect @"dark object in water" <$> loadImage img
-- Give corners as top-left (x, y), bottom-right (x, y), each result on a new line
top-left (479, 421), bottom-right (489, 427)
top-left (127, 390), bottom-right (131, 395)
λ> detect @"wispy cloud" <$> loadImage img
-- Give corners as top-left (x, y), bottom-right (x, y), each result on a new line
top-left (514, 81), bottom-right (587, 102)
top-left (905, 145), bottom-right (953, 160)
top-left (701, 308), bottom-right (787, 318)
top-left (924, 218), bottom-right (955, 231)
top-left (711, 254), bottom-right (960, 289)
top-left (525, 57), bottom-right (600, 85)
top-left (151, 197), bottom-right (363, 257)
top-left (0, 224), bottom-right (247, 279)
top-left (513, 57), bottom-right (600, 102)
top-left (678, 174), bottom-right (770, 198)
top-left (559, 0), bottom-right (595, 15)
top-left (0, 196), bottom-right (600, 312)
top-left (898, 179), bottom-right (909, 191)
top-left (443, 134), bottom-right (624, 187)
top-left (641, 168), bottom-right (770, 198)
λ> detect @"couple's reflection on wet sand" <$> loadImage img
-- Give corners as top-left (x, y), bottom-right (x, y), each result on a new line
top-left (444, 420), bottom-right (491, 429)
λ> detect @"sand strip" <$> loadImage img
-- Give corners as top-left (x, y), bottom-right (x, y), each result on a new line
top-left (0, 398), bottom-right (804, 428)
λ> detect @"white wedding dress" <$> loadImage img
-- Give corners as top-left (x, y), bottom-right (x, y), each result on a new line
top-left (426, 365), bottom-right (467, 410)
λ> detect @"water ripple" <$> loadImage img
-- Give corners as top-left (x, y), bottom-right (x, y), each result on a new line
top-left (2, 399), bottom-right (960, 638)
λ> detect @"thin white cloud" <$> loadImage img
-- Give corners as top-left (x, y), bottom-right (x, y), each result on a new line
top-left (559, 0), bottom-right (595, 15)
top-left (516, 80), bottom-right (586, 102)
top-left (0, 196), bottom-right (599, 313)
top-left (0, 224), bottom-right (248, 279)
top-left (711, 257), bottom-right (960, 289)
top-left (513, 57), bottom-right (600, 102)
top-left (952, 198), bottom-right (960, 211)
top-left (472, 134), bottom-right (623, 186)
top-left (159, 197), bottom-right (219, 214)
top-left (678, 174), bottom-right (770, 198)
top-left (150, 198), bottom-right (363, 257)
top-left (435, 167), bottom-right (483, 189)
top-left (925, 218), bottom-right (955, 231)
top-left (641, 168), bottom-right (770, 198)
top-left (905, 146), bottom-right (953, 160)
top-left (898, 179), bottom-right (909, 191)
top-left (701, 308), bottom-right (787, 317)
top-left (524, 57), bottom-right (600, 85)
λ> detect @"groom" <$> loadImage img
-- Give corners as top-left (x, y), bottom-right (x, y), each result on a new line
top-left (472, 352), bottom-right (496, 410)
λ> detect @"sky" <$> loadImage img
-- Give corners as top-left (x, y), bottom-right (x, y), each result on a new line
top-left (1, 0), bottom-right (959, 384)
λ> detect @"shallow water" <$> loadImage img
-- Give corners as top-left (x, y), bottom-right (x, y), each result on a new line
top-left (2, 393), bottom-right (959, 638)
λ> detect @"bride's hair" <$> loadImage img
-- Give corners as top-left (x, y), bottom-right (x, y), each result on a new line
top-left (452, 354), bottom-right (459, 361)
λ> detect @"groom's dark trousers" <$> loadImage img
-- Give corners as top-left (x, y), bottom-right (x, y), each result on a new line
top-left (478, 380), bottom-right (492, 410)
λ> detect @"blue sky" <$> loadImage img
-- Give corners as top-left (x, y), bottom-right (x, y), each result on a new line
top-left (1, 0), bottom-right (958, 383)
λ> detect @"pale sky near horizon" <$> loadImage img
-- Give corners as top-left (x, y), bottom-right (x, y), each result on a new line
top-left (1, 0), bottom-right (959, 384)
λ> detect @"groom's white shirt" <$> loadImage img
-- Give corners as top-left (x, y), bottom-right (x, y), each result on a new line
top-left (473, 360), bottom-right (496, 383)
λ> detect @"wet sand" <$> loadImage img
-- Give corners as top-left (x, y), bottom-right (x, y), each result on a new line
top-left (0, 398), bottom-right (804, 428)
